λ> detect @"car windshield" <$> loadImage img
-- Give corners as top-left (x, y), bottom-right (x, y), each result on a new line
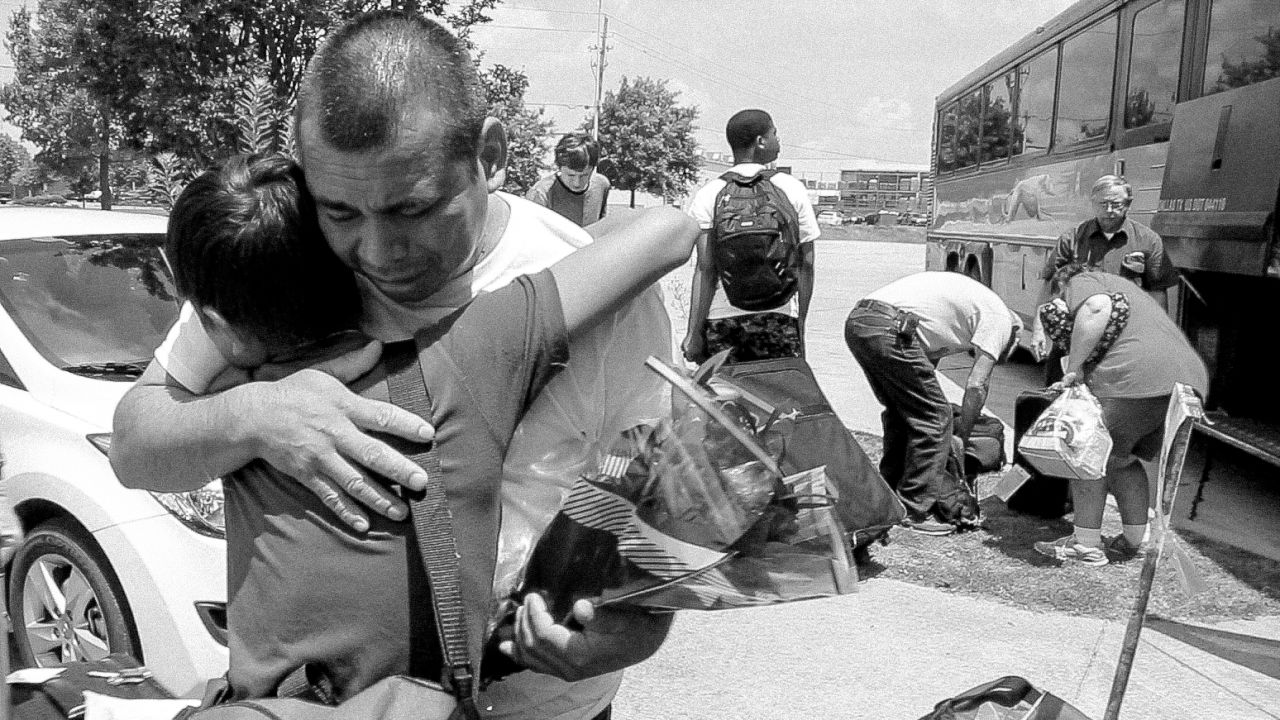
top-left (0, 234), bottom-right (179, 379)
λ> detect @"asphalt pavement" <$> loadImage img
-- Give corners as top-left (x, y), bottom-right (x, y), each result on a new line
top-left (632, 239), bottom-right (1280, 719)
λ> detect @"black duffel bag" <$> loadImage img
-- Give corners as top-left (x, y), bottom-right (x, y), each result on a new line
top-left (1008, 388), bottom-right (1073, 518)
top-left (713, 356), bottom-right (906, 547)
top-left (10, 653), bottom-right (175, 719)
top-left (950, 403), bottom-right (1007, 478)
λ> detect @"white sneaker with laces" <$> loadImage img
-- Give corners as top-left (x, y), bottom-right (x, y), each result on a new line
top-left (1033, 534), bottom-right (1108, 566)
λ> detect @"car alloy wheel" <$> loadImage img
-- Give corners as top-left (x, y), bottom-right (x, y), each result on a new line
top-left (7, 519), bottom-right (141, 667)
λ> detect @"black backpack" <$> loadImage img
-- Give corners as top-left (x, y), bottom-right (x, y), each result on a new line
top-left (710, 170), bottom-right (802, 311)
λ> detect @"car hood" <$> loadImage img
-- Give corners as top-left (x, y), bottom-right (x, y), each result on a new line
top-left (34, 372), bottom-right (131, 432)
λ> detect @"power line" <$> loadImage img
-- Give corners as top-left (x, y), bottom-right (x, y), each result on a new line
top-left (485, 23), bottom-right (596, 35)
top-left (499, 6), bottom-right (600, 17)
top-left (693, 127), bottom-right (923, 166)
top-left (606, 12), bottom-right (924, 134)
top-left (528, 100), bottom-right (592, 109)
top-left (610, 30), bottom-right (928, 140)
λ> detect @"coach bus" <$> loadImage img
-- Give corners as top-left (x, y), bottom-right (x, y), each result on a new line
top-left (927, 0), bottom-right (1280, 441)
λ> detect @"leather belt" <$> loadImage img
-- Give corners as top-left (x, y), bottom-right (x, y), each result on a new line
top-left (854, 298), bottom-right (901, 316)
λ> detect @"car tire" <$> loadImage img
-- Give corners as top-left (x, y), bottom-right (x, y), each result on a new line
top-left (7, 518), bottom-right (142, 667)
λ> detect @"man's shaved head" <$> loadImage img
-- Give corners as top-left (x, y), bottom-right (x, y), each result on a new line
top-left (296, 11), bottom-right (485, 159)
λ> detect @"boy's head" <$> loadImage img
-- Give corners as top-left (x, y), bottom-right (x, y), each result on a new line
top-left (166, 153), bottom-right (362, 367)
top-left (726, 109), bottom-right (779, 165)
top-left (554, 133), bottom-right (600, 193)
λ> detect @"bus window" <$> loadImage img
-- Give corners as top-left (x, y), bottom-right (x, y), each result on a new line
top-left (1012, 47), bottom-right (1056, 156)
top-left (1203, 0), bottom-right (1280, 95)
top-left (1055, 14), bottom-right (1119, 148)
top-left (1125, 0), bottom-right (1185, 130)
top-left (955, 89), bottom-right (982, 169)
top-left (938, 102), bottom-right (958, 173)
top-left (981, 72), bottom-right (1015, 164)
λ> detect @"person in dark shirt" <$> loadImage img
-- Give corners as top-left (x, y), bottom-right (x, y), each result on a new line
top-left (1032, 266), bottom-right (1206, 567)
top-left (1031, 175), bottom-right (1180, 380)
top-left (525, 133), bottom-right (612, 227)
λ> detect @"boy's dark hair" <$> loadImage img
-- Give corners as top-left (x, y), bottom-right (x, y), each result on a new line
top-left (726, 109), bottom-right (773, 153)
top-left (166, 153), bottom-right (361, 350)
top-left (554, 133), bottom-right (599, 171)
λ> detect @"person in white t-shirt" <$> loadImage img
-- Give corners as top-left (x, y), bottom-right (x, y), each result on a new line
top-left (109, 12), bottom-right (674, 720)
top-left (683, 109), bottom-right (820, 364)
top-left (844, 272), bottom-right (1022, 537)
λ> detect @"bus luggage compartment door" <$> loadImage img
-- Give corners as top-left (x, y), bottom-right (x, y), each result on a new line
top-left (1153, 77), bottom-right (1280, 277)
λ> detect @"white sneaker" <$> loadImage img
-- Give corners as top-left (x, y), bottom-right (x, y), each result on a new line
top-left (1033, 535), bottom-right (1108, 567)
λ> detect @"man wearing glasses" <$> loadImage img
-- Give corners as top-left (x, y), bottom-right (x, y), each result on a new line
top-left (1030, 174), bottom-right (1180, 375)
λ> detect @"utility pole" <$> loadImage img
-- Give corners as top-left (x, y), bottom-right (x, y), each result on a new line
top-left (591, 0), bottom-right (609, 141)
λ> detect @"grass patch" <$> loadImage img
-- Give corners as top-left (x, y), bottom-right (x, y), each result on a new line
top-left (821, 224), bottom-right (926, 244)
top-left (851, 430), bottom-right (1280, 623)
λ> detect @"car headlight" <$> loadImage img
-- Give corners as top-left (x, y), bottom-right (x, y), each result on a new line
top-left (150, 480), bottom-right (226, 538)
top-left (87, 432), bottom-right (227, 538)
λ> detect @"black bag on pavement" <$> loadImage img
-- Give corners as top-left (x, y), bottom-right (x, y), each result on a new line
top-left (950, 404), bottom-right (1007, 478)
top-left (710, 170), bottom-right (803, 312)
top-left (713, 356), bottom-right (906, 547)
top-left (10, 653), bottom-right (174, 720)
top-left (918, 675), bottom-right (1093, 720)
top-left (1008, 388), bottom-right (1073, 518)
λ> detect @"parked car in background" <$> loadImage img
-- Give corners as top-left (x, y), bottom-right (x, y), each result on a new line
top-left (864, 210), bottom-right (900, 226)
top-left (817, 209), bottom-right (844, 226)
top-left (0, 207), bottom-right (228, 696)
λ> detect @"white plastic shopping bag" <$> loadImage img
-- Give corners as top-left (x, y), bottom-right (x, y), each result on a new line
top-left (1017, 384), bottom-right (1113, 480)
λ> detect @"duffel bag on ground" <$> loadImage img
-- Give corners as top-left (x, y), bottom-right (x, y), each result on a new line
top-left (1008, 388), bottom-right (1072, 518)
top-left (9, 653), bottom-right (182, 720)
top-left (178, 675), bottom-right (463, 720)
top-left (950, 403), bottom-right (1007, 477)
top-left (713, 356), bottom-right (906, 546)
top-left (918, 675), bottom-right (1093, 720)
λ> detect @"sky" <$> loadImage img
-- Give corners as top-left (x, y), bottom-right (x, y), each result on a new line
top-left (0, 0), bottom-right (1080, 180)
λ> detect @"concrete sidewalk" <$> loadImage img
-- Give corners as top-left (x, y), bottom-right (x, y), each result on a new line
top-left (613, 345), bottom-right (1280, 717)
top-left (614, 578), bottom-right (1280, 719)
top-left (643, 248), bottom-right (1280, 719)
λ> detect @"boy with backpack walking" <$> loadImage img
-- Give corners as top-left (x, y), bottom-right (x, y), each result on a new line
top-left (683, 109), bottom-right (819, 364)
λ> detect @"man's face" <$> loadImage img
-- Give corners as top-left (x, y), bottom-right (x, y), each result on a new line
top-left (299, 120), bottom-right (490, 304)
top-left (556, 165), bottom-right (593, 193)
top-left (1092, 186), bottom-right (1131, 234)
top-left (759, 125), bottom-right (781, 165)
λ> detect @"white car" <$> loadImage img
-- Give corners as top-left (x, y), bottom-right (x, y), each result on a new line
top-left (817, 210), bottom-right (844, 226)
top-left (0, 207), bottom-right (227, 696)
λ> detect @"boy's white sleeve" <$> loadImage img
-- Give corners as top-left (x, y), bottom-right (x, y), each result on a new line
top-left (152, 302), bottom-right (230, 394)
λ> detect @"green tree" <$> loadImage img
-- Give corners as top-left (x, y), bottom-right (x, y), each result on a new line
top-left (0, 134), bottom-right (29, 186)
top-left (70, 168), bottom-right (96, 206)
top-left (146, 151), bottom-right (196, 211)
top-left (589, 76), bottom-right (701, 207)
top-left (2, 0), bottom-right (503, 210)
top-left (1215, 28), bottom-right (1280, 91)
top-left (11, 156), bottom-right (54, 197)
top-left (480, 64), bottom-right (552, 195)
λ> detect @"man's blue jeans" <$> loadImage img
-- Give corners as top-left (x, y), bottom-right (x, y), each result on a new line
top-left (844, 304), bottom-right (953, 523)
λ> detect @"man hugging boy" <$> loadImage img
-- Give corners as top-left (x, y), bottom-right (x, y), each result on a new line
top-left (158, 153), bottom-right (696, 703)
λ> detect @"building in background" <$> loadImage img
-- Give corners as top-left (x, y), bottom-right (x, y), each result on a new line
top-left (838, 169), bottom-right (930, 217)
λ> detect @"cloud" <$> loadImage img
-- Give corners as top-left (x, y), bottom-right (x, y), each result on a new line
top-left (856, 96), bottom-right (916, 130)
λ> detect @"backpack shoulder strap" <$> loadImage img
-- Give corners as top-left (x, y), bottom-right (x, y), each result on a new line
top-left (383, 340), bottom-right (480, 720)
top-left (755, 170), bottom-right (802, 231)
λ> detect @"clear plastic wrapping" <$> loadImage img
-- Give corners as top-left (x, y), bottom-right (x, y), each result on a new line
top-left (504, 355), bottom-right (856, 619)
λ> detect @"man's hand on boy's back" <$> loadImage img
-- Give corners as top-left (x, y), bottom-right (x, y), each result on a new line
top-left (111, 340), bottom-right (435, 533)
top-left (246, 340), bottom-right (436, 531)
